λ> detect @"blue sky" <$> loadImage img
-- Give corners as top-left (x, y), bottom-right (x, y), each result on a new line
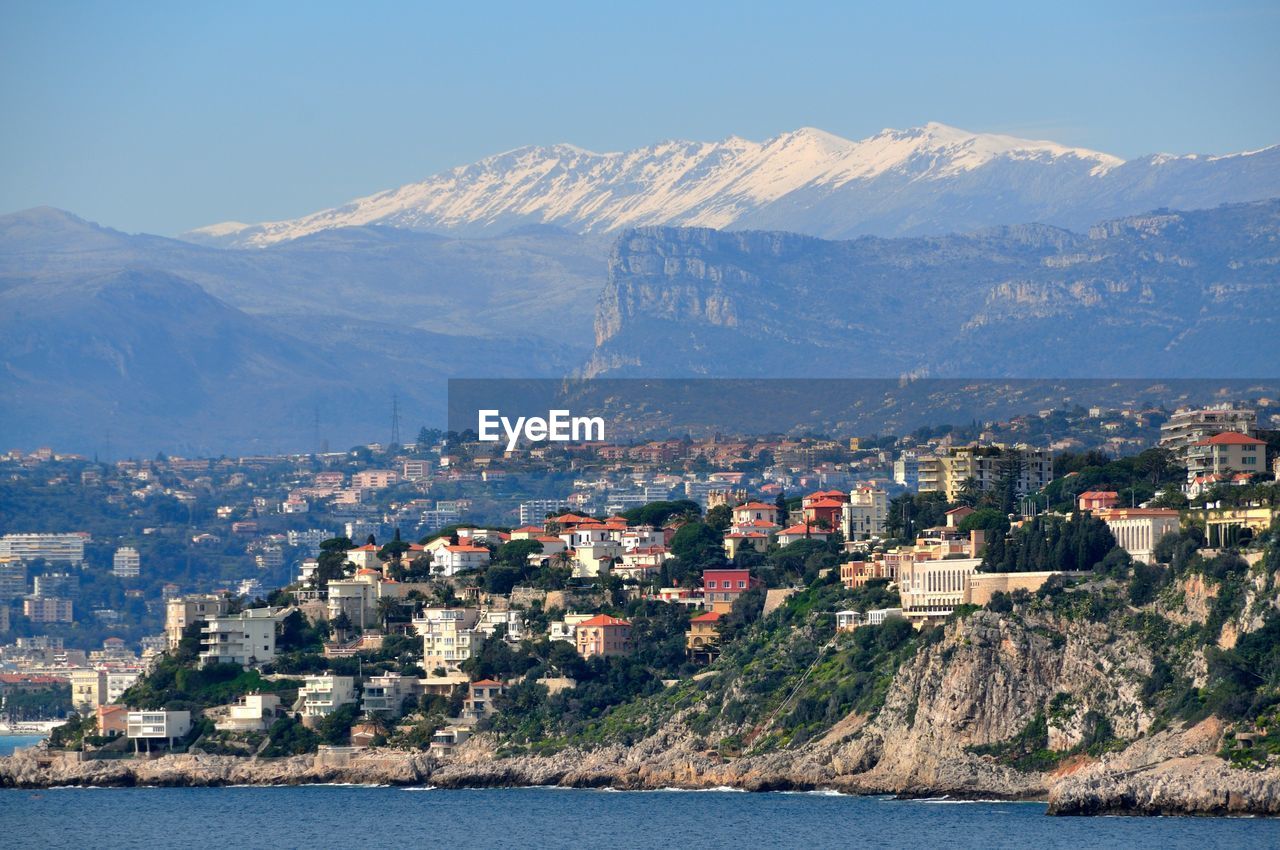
top-left (2, 0), bottom-right (1277, 235)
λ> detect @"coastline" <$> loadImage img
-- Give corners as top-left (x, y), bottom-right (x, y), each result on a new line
top-left (3, 737), bottom-right (1278, 818)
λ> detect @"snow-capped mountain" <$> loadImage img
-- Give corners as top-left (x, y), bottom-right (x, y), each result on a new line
top-left (186, 123), bottom-right (1280, 247)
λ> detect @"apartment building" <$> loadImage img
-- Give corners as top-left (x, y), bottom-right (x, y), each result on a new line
top-left (918, 445), bottom-right (1052, 501)
top-left (199, 607), bottom-right (282, 667)
top-left (302, 674), bottom-right (357, 721)
top-left (1159, 405), bottom-right (1257, 457)
top-left (112, 546), bottom-right (141, 578)
top-left (361, 672), bottom-right (418, 717)
top-left (0, 561), bottom-right (27, 600)
top-left (1186, 431), bottom-right (1268, 492)
top-left (519, 499), bottom-right (571, 526)
top-left (415, 608), bottom-right (486, 672)
top-left (23, 596), bottom-right (73, 623)
top-left (893, 452), bottom-right (921, 491)
top-left (165, 594), bottom-right (231, 649)
top-left (702, 568), bottom-right (759, 614)
top-left (0, 532), bottom-right (86, 564)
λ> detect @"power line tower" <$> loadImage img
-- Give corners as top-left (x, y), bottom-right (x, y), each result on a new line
top-left (390, 394), bottom-right (402, 448)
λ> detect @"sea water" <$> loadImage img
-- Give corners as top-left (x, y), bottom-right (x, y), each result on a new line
top-left (0, 785), bottom-right (1276, 848)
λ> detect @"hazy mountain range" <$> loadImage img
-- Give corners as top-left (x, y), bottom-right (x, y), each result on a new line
top-left (185, 123), bottom-right (1280, 246)
top-left (586, 201), bottom-right (1280, 379)
top-left (2, 123), bottom-right (1278, 454)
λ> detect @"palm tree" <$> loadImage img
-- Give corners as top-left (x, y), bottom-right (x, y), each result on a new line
top-left (375, 597), bottom-right (402, 633)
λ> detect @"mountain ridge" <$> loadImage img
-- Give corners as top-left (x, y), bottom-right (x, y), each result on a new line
top-left (584, 199), bottom-right (1280, 380)
top-left (182, 123), bottom-right (1279, 248)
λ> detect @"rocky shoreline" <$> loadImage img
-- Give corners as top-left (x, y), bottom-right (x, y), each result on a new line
top-left (3, 723), bottom-right (1278, 817)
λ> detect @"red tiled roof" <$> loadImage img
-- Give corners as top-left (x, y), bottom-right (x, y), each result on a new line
top-left (549, 513), bottom-right (594, 523)
top-left (1194, 431), bottom-right (1265, 446)
top-left (735, 502), bottom-right (777, 511)
top-left (778, 524), bottom-right (827, 535)
top-left (578, 614), bottom-right (631, 627)
top-left (469, 678), bottom-right (504, 688)
top-left (690, 611), bottom-right (723, 623)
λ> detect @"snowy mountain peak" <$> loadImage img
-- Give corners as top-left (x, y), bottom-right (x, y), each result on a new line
top-left (184, 124), bottom-right (1273, 248)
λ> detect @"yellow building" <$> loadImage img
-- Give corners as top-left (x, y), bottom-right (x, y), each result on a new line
top-left (686, 611), bottom-right (722, 662)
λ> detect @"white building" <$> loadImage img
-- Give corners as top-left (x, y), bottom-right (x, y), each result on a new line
top-left (866, 607), bottom-right (904, 626)
top-left (835, 610), bottom-right (865, 632)
top-left (414, 608), bottom-right (485, 672)
top-left (1098, 508), bottom-right (1182, 564)
top-left (112, 546), bottom-right (141, 578)
top-left (0, 533), bottom-right (86, 564)
top-left (216, 694), bottom-right (282, 732)
top-left (286, 529), bottom-right (333, 554)
top-left (893, 452), bottom-right (920, 491)
top-left (898, 557), bottom-right (984, 624)
top-left (843, 486), bottom-right (888, 540)
top-left (302, 674), bottom-right (357, 719)
top-left (476, 609), bottom-right (525, 643)
top-left (326, 575), bottom-right (380, 629)
top-left (127, 710), bottom-right (191, 748)
top-left (361, 672), bottom-right (417, 717)
top-left (519, 499), bottom-right (570, 526)
top-left (424, 540), bottom-right (490, 576)
top-left (199, 607), bottom-right (283, 667)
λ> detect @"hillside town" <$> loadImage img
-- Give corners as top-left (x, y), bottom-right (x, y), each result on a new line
top-left (2, 401), bottom-right (1279, 763)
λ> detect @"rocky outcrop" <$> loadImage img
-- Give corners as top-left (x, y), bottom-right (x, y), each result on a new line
top-left (6, 607), bottom-right (1278, 816)
top-left (1048, 719), bottom-right (1280, 816)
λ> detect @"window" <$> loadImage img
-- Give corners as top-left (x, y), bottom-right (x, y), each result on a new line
top-left (737, 580), bottom-right (746, 589)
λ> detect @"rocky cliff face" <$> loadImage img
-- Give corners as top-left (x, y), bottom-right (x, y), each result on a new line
top-left (9, 605), bottom-right (1278, 815)
top-left (585, 200), bottom-right (1280, 380)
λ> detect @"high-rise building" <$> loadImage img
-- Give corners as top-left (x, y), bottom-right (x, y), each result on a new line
top-left (0, 561), bottom-right (28, 600)
top-left (893, 452), bottom-right (920, 491)
top-left (113, 546), bottom-right (141, 578)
